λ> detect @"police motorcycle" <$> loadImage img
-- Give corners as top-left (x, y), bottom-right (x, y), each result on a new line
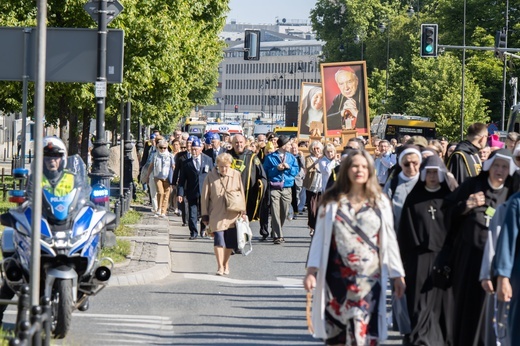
top-left (0, 137), bottom-right (115, 338)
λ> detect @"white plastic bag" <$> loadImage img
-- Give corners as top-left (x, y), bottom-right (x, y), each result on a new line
top-left (236, 216), bottom-right (253, 256)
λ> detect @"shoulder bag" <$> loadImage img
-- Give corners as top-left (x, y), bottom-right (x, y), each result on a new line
top-left (220, 174), bottom-right (246, 212)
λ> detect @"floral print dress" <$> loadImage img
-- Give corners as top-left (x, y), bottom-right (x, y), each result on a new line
top-left (324, 198), bottom-right (382, 345)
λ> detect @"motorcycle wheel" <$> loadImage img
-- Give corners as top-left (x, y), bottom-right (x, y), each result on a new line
top-left (51, 279), bottom-right (73, 339)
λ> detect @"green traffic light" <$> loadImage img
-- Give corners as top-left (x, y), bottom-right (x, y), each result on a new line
top-left (425, 45), bottom-right (433, 53)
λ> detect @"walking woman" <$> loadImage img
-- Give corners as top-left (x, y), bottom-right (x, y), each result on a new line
top-left (302, 140), bottom-right (323, 236)
top-left (145, 139), bottom-right (175, 218)
top-left (444, 149), bottom-right (515, 345)
top-left (303, 150), bottom-right (406, 345)
top-left (398, 155), bottom-right (457, 345)
top-left (201, 153), bottom-right (246, 276)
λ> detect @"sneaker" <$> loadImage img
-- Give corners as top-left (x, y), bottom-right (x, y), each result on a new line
top-left (160, 214), bottom-right (167, 218)
top-left (154, 214), bottom-right (159, 218)
top-left (174, 209), bottom-right (182, 216)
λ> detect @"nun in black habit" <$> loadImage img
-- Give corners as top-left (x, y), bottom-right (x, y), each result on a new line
top-left (398, 155), bottom-right (456, 345)
top-left (444, 149), bottom-right (515, 346)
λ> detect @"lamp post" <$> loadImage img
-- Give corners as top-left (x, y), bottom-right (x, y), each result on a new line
top-left (279, 74), bottom-right (285, 117)
top-left (297, 60), bottom-right (305, 82)
top-left (272, 74), bottom-right (278, 119)
top-left (354, 34), bottom-right (364, 60)
top-left (379, 22), bottom-right (390, 106)
top-left (289, 66), bottom-right (296, 100)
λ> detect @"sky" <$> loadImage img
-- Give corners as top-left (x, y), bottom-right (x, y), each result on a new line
top-left (226, 0), bottom-right (317, 24)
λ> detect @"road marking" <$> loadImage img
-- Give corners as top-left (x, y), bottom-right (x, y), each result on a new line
top-left (182, 273), bottom-right (303, 288)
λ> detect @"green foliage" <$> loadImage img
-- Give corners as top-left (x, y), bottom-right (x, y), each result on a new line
top-left (310, 0), bottom-right (519, 139)
top-left (100, 239), bottom-right (130, 263)
top-left (0, 0), bottom-right (229, 140)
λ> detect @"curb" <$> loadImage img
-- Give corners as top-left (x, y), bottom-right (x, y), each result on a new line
top-left (107, 211), bottom-right (172, 287)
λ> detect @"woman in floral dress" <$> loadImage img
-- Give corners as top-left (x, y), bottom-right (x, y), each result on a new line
top-left (304, 150), bottom-right (406, 345)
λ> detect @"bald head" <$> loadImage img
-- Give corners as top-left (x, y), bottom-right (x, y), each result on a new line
top-left (232, 134), bottom-right (246, 154)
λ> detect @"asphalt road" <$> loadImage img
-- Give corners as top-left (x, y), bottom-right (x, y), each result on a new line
top-left (3, 211), bottom-right (403, 345)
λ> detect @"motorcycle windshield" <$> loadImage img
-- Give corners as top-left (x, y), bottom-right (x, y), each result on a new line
top-left (26, 155), bottom-right (92, 222)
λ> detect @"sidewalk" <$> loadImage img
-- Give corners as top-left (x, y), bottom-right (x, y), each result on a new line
top-left (109, 205), bottom-right (173, 286)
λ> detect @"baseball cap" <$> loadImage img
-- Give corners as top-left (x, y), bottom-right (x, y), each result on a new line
top-left (191, 139), bottom-right (202, 148)
top-left (188, 135), bottom-right (197, 142)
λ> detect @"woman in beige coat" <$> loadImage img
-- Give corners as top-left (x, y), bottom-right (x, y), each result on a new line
top-left (201, 153), bottom-right (246, 276)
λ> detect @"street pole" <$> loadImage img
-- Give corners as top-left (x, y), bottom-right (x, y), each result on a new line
top-left (89, 0), bottom-right (112, 200)
top-left (501, 0), bottom-right (510, 131)
top-left (30, 0), bottom-right (47, 307)
top-left (21, 28), bottom-right (32, 168)
top-left (461, 0), bottom-right (466, 140)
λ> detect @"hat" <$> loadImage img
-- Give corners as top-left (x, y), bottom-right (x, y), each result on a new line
top-left (398, 145), bottom-right (423, 167)
top-left (150, 134), bottom-right (156, 140)
top-left (188, 135), bottom-right (197, 142)
top-left (488, 134), bottom-right (504, 149)
top-left (407, 135), bottom-right (428, 148)
top-left (191, 139), bottom-right (202, 148)
top-left (420, 155), bottom-right (447, 183)
top-left (482, 148), bottom-right (516, 176)
top-left (277, 135), bottom-right (291, 148)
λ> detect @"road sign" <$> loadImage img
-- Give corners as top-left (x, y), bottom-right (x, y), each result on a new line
top-left (0, 27), bottom-right (124, 83)
top-left (83, 0), bottom-right (123, 25)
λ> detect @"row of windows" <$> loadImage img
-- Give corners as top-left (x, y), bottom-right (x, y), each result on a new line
top-left (225, 46), bottom-right (322, 58)
top-left (222, 94), bottom-right (300, 107)
top-left (224, 78), bottom-right (320, 90)
top-left (225, 61), bottom-right (319, 75)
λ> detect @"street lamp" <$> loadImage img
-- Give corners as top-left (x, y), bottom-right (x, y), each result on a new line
top-left (279, 74), bottom-right (285, 116)
top-left (379, 22), bottom-right (390, 105)
top-left (309, 57), bottom-right (318, 81)
top-left (272, 74), bottom-right (278, 119)
top-left (354, 34), bottom-right (364, 60)
top-left (289, 67), bottom-right (296, 100)
top-left (297, 60), bottom-right (305, 82)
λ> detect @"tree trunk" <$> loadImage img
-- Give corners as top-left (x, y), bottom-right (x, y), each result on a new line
top-left (68, 112), bottom-right (79, 155)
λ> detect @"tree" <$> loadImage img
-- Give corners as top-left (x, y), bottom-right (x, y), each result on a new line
top-left (0, 0), bottom-right (229, 151)
top-left (406, 54), bottom-right (488, 139)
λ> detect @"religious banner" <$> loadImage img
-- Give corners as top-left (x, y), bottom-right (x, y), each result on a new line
top-left (321, 61), bottom-right (370, 137)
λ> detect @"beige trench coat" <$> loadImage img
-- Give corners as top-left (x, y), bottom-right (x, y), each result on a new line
top-left (201, 168), bottom-right (245, 232)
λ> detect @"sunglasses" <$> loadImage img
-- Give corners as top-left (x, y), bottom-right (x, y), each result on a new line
top-left (403, 162), bottom-right (419, 167)
top-left (159, 147), bottom-right (167, 150)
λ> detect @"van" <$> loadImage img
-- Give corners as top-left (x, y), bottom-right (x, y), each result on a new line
top-left (183, 118), bottom-right (206, 138)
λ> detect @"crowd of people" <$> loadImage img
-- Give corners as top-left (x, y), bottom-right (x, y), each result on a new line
top-left (302, 124), bottom-right (520, 346)
top-left (137, 125), bottom-right (520, 345)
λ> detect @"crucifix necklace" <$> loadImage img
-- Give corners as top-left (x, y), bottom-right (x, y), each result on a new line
top-left (428, 205), bottom-right (436, 220)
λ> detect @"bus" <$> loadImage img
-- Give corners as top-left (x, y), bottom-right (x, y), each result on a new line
top-left (371, 114), bottom-right (436, 140)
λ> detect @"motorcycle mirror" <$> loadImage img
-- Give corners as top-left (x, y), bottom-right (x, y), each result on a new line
top-left (105, 212), bottom-right (116, 226)
top-left (0, 213), bottom-right (15, 227)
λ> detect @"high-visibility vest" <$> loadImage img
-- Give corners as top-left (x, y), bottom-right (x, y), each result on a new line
top-left (41, 172), bottom-right (75, 197)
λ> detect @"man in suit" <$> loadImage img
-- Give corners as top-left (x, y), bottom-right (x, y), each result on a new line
top-left (172, 135), bottom-right (197, 226)
top-left (203, 133), bottom-right (225, 164)
top-left (177, 139), bottom-right (214, 239)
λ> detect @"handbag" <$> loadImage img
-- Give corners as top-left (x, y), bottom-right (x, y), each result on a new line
top-left (269, 153), bottom-right (286, 190)
top-left (220, 175), bottom-right (246, 212)
top-left (236, 216), bottom-right (253, 256)
top-left (269, 180), bottom-right (285, 190)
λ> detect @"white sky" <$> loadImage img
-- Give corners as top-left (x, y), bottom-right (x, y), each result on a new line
top-left (226, 0), bottom-right (317, 24)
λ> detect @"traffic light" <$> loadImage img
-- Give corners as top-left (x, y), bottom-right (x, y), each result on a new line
top-left (234, 105), bottom-right (238, 113)
top-left (244, 30), bottom-right (261, 61)
top-left (494, 29), bottom-right (507, 59)
top-left (420, 24), bottom-right (438, 57)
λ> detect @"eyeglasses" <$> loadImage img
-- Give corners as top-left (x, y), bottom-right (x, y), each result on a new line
top-left (403, 162), bottom-right (419, 167)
